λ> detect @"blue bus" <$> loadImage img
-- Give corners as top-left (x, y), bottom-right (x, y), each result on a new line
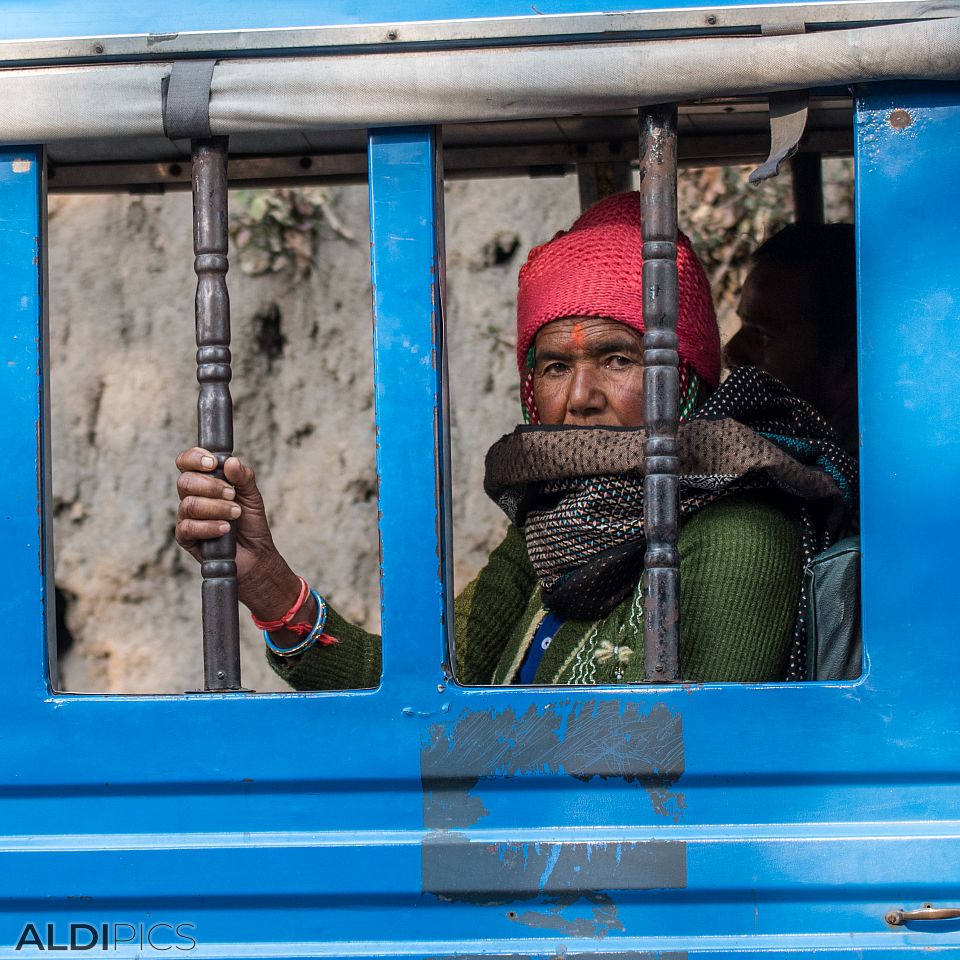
top-left (1, 1), bottom-right (959, 956)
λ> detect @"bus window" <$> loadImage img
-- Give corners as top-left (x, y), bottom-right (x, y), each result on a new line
top-left (49, 103), bottom-right (860, 694)
top-left (49, 183), bottom-right (380, 693)
top-left (444, 122), bottom-right (859, 686)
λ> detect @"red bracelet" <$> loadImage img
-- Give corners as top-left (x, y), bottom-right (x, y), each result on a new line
top-left (286, 619), bottom-right (337, 643)
top-left (251, 576), bottom-right (309, 632)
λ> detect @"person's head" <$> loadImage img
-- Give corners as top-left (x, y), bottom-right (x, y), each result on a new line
top-left (726, 223), bottom-right (857, 420)
top-left (515, 191), bottom-right (720, 427)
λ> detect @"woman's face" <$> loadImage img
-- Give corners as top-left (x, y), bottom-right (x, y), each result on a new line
top-left (532, 316), bottom-right (645, 427)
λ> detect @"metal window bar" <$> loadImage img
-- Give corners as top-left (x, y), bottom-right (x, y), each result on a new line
top-left (639, 105), bottom-right (681, 683)
top-left (192, 136), bottom-right (242, 692)
top-left (790, 152), bottom-right (825, 224)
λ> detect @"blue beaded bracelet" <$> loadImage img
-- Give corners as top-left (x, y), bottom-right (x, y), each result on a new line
top-left (264, 589), bottom-right (327, 657)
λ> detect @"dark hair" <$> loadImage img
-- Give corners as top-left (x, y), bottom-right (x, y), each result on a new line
top-left (750, 223), bottom-right (856, 356)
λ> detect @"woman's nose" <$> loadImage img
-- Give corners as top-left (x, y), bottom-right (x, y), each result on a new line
top-left (566, 365), bottom-right (604, 420)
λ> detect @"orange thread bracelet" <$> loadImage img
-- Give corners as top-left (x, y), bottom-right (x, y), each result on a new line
top-left (251, 576), bottom-right (309, 632)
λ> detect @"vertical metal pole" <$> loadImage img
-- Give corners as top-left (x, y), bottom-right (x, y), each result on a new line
top-left (192, 137), bottom-right (242, 692)
top-left (639, 106), bottom-right (680, 683)
top-left (790, 153), bottom-right (825, 224)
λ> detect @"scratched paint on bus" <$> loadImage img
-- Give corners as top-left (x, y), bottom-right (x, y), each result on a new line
top-left (422, 834), bottom-right (686, 900)
top-left (420, 698), bottom-right (685, 830)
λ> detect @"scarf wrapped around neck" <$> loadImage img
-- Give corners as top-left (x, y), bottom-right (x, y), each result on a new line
top-left (484, 367), bottom-right (858, 678)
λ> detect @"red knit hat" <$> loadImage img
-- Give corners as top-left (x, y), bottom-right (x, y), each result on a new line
top-left (516, 191), bottom-right (720, 417)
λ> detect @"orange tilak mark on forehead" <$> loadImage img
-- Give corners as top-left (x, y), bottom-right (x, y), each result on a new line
top-left (569, 322), bottom-right (587, 348)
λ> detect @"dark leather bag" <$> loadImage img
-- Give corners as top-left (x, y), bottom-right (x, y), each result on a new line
top-left (805, 535), bottom-right (862, 680)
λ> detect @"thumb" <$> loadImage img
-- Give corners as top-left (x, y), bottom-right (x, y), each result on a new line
top-left (223, 456), bottom-right (263, 506)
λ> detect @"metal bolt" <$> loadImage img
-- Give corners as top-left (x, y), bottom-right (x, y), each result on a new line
top-left (706, 15), bottom-right (718, 25)
top-left (217, 670), bottom-right (225, 680)
top-left (94, 43), bottom-right (105, 54)
top-left (387, 29), bottom-right (399, 40)
top-left (889, 109), bottom-right (912, 129)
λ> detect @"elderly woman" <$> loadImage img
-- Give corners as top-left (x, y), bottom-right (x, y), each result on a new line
top-left (175, 192), bottom-right (855, 686)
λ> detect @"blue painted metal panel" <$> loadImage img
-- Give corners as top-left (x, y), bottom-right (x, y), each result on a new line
top-left (0, 89), bottom-right (958, 958)
top-left (0, 0), bottom-right (862, 42)
top-left (368, 126), bottom-right (451, 690)
top-left (0, 147), bottom-right (49, 698)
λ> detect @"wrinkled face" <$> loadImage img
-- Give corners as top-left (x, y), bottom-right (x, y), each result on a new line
top-left (726, 261), bottom-right (820, 403)
top-left (532, 316), bottom-right (645, 427)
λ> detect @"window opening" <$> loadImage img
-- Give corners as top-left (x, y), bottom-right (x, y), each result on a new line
top-left (49, 178), bottom-right (377, 694)
top-left (47, 97), bottom-right (859, 694)
top-left (445, 103), bottom-right (859, 687)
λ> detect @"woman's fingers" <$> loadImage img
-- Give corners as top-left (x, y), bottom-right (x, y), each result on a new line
top-left (176, 446), bottom-right (219, 473)
top-left (175, 448), bottom-right (239, 554)
top-left (175, 498), bottom-right (238, 557)
top-left (176, 517), bottom-right (232, 545)
top-left (176, 451), bottom-right (260, 510)
top-left (175, 449), bottom-right (276, 577)
top-left (177, 495), bottom-right (241, 523)
top-left (177, 470), bottom-right (236, 502)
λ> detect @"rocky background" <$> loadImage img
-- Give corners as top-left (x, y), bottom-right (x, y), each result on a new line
top-left (48, 160), bottom-right (852, 692)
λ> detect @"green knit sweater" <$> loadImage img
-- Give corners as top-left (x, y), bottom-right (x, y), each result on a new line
top-left (268, 493), bottom-right (801, 688)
